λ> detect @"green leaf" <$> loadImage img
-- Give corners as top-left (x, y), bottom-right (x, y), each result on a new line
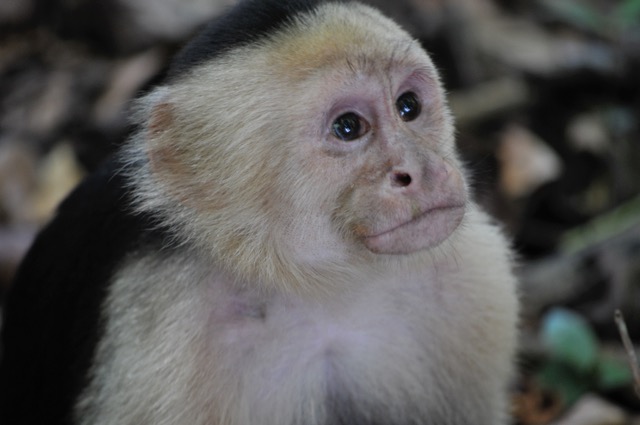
top-left (615, 0), bottom-right (640, 28)
top-left (596, 355), bottom-right (633, 390)
top-left (537, 359), bottom-right (590, 406)
top-left (540, 0), bottom-right (603, 31)
top-left (541, 308), bottom-right (599, 373)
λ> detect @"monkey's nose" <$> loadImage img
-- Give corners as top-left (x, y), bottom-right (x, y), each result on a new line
top-left (391, 171), bottom-right (413, 188)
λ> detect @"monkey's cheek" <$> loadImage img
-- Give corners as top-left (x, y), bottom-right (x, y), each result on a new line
top-left (362, 205), bottom-right (465, 255)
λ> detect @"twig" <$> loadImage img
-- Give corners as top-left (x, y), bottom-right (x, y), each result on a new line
top-left (614, 309), bottom-right (640, 399)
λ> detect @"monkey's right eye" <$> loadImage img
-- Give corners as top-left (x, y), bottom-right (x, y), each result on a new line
top-left (332, 112), bottom-right (367, 142)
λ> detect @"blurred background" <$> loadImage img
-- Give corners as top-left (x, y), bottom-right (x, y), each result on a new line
top-left (1, 0), bottom-right (640, 423)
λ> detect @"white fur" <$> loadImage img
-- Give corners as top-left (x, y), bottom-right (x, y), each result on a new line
top-left (76, 209), bottom-right (517, 425)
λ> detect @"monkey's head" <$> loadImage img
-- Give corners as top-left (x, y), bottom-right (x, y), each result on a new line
top-left (129, 2), bottom-right (468, 292)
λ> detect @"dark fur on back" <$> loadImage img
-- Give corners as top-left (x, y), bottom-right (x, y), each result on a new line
top-left (0, 161), bottom-right (166, 424)
top-left (167, 0), bottom-right (344, 80)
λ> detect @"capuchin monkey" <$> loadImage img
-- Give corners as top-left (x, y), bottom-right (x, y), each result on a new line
top-left (0, 1), bottom-right (519, 424)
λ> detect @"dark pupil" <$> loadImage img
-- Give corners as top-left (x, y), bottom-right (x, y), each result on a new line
top-left (332, 113), bottom-right (361, 141)
top-left (396, 92), bottom-right (421, 121)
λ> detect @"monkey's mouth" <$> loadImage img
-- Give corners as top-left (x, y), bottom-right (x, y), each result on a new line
top-left (362, 203), bottom-right (465, 255)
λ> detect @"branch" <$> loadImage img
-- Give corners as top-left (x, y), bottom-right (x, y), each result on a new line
top-left (614, 309), bottom-right (640, 399)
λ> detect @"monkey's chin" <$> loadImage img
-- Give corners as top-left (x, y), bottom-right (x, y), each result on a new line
top-left (363, 205), bottom-right (465, 255)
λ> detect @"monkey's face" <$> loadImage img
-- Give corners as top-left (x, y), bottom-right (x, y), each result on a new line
top-left (139, 4), bottom-right (469, 286)
top-left (283, 58), bottom-right (467, 257)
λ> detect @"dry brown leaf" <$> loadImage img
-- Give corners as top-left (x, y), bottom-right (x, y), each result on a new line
top-left (498, 124), bottom-right (563, 199)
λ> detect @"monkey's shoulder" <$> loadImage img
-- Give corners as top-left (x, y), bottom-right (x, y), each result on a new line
top-left (0, 160), bottom-right (164, 424)
top-left (8, 159), bottom-right (163, 301)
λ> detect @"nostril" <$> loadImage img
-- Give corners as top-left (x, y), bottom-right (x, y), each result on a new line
top-left (391, 172), bottom-right (412, 188)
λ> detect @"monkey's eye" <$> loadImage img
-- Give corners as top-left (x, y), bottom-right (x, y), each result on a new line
top-left (396, 92), bottom-right (421, 122)
top-left (332, 112), bottom-right (367, 142)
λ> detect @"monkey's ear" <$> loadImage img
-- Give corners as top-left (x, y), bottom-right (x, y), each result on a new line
top-left (145, 100), bottom-right (185, 182)
top-left (143, 99), bottom-right (196, 202)
top-left (148, 101), bottom-right (175, 140)
top-left (142, 97), bottom-right (211, 208)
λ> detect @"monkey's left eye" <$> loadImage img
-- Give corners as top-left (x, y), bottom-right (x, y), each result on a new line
top-left (396, 92), bottom-right (421, 122)
top-left (332, 112), bottom-right (367, 142)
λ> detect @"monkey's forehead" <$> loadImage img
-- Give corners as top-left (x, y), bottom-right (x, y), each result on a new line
top-left (168, 1), bottom-right (431, 83)
top-left (268, 4), bottom-right (427, 77)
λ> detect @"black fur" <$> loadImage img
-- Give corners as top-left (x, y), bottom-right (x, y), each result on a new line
top-left (168, 0), bottom-right (345, 80)
top-left (0, 160), bottom-right (166, 425)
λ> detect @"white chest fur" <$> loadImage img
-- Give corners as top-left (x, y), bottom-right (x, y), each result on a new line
top-left (76, 212), bottom-right (517, 425)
